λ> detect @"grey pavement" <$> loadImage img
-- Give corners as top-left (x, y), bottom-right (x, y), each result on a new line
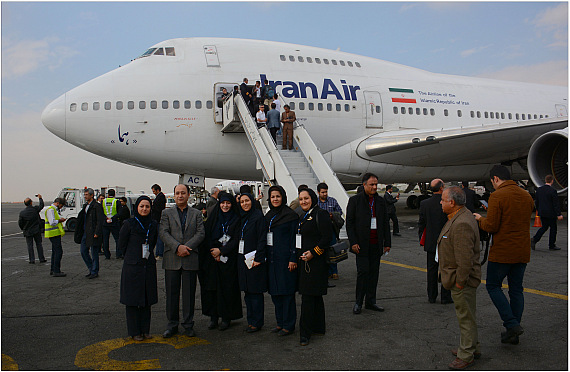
top-left (1, 199), bottom-right (567, 370)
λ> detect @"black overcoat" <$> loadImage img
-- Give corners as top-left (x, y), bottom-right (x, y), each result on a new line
top-left (346, 192), bottom-right (391, 255)
top-left (18, 198), bottom-right (44, 236)
top-left (75, 201), bottom-right (105, 247)
top-left (267, 218), bottom-right (298, 296)
top-left (418, 194), bottom-right (448, 253)
top-left (298, 207), bottom-right (333, 296)
top-left (237, 209), bottom-right (268, 293)
top-left (119, 218), bottom-right (158, 307)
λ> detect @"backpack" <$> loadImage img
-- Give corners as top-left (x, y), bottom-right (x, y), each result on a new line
top-left (265, 85), bottom-right (275, 99)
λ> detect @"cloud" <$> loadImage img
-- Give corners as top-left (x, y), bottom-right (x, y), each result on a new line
top-left (399, 4), bottom-right (416, 12)
top-left (532, 3), bottom-right (568, 48)
top-left (460, 45), bottom-right (491, 58)
top-left (477, 60), bottom-right (568, 86)
top-left (1, 37), bottom-right (78, 79)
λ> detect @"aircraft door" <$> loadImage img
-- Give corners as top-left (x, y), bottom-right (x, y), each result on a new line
top-left (555, 104), bottom-right (568, 117)
top-left (214, 83), bottom-right (238, 123)
top-left (364, 91), bottom-right (383, 128)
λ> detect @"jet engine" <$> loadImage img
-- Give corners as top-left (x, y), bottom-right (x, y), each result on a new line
top-left (527, 129), bottom-right (568, 193)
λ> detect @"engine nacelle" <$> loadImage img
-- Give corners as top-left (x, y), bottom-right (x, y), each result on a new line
top-left (528, 129), bottom-right (568, 193)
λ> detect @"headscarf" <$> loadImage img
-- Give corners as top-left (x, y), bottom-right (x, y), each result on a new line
top-left (211, 191), bottom-right (238, 240)
top-left (239, 193), bottom-right (255, 218)
top-left (133, 195), bottom-right (153, 232)
top-left (298, 188), bottom-right (319, 211)
top-left (265, 185), bottom-right (298, 228)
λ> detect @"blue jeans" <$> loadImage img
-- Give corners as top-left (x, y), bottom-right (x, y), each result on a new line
top-left (49, 236), bottom-right (63, 273)
top-left (155, 236), bottom-right (164, 257)
top-left (244, 292), bottom-right (264, 328)
top-left (486, 261), bottom-right (526, 329)
top-left (81, 234), bottom-right (99, 275)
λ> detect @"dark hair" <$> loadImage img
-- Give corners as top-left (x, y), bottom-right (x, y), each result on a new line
top-left (545, 174), bottom-right (554, 183)
top-left (443, 186), bottom-right (466, 206)
top-left (461, 181), bottom-right (469, 188)
top-left (271, 103), bottom-right (276, 109)
top-left (120, 197), bottom-right (128, 202)
top-left (24, 198), bottom-right (32, 206)
top-left (273, 94), bottom-right (278, 99)
top-left (283, 104), bottom-right (290, 109)
top-left (173, 184), bottom-right (190, 193)
top-left (386, 184), bottom-right (393, 191)
top-left (317, 182), bottom-right (328, 192)
top-left (54, 197), bottom-right (66, 206)
top-left (489, 165), bottom-right (511, 181)
top-left (362, 172), bottom-right (378, 184)
top-left (107, 189), bottom-right (115, 197)
top-left (151, 184), bottom-right (161, 192)
top-left (297, 184), bottom-right (309, 193)
top-left (431, 180), bottom-right (444, 193)
top-left (239, 184), bottom-right (252, 194)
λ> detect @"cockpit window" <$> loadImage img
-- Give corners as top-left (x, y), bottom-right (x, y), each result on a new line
top-left (154, 48), bottom-right (164, 56)
top-left (165, 47), bottom-right (175, 56)
top-left (137, 47), bottom-right (175, 59)
top-left (140, 48), bottom-right (157, 58)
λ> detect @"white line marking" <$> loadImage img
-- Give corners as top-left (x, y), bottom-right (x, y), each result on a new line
top-left (1, 232), bottom-right (23, 238)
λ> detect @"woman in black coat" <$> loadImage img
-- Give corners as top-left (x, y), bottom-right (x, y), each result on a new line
top-left (265, 186), bottom-right (299, 336)
top-left (297, 188), bottom-right (334, 346)
top-left (237, 193), bottom-right (267, 333)
top-left (199, 192), bottom-right (243, 331)
top-left (118, 196), bottom-right (158, 341)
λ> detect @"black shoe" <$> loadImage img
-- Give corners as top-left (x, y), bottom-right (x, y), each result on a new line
top-left (278, 329), bottom-right (294, 336)
top-left (428, 298), bottom-right (436, 303)
top-left (353, 303), bottom-right (362, 314)
top-left (327, 281), bottom-right (336, 288)
top-left (365, 304), bottom-right (385, 312)
top-left (183, 328), bottom-right (196, 337)
top-left (39, 259), bottom-right (47, 263)
top-left (29, 261), bottom-right (35, 264)
top-left (393, 233), bottom-right (401, 236)
top-left (270, 327), bottom-right (282, 333)
top-left (163, 328), bottom-right (178, 338)
top-left (441, 299), bottom-right (454, 304)
top-left (88, 273), bottom-right (98, 279)
top-left (300, 337), bottom-right (310, 346)
top-left (501, 325), bottom-right (524, 344)
top-left (208, 320), bottom-right (218, 330)
top-left (549, 246), bottom-right (561, 251)
top-left (219, 321), bottom-right (231, 331)
top-left (53, 272), bottom-right (67, 277)
top-left (530, 238), bottom-right (536, 250)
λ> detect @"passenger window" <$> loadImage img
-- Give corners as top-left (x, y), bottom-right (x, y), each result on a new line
top-left (444, 109), bottom-right (449, 116)
top-left (336, 104), bottom-right (341, 111)
top-left (127, 101), bottom-right (134, 110)
top-left (508, 113), bottom-right (512, 120)
top-left (522, 114), bottom-right (526, 120)
top-left (408, 107), bottom-right (413, 115)
top-left (162, 100), bottom-right (169, 109)
top-left (331, 60), bottom-right (337, 65)
top-left (423, 108), bottom-right (428, 115)
top-left (105, 101), bottom-right (111, 110)
top-left (93, 102), bottom-right (100, 111)
top-left (70, 103), bottom-right (77, 112)
top-left (195, 100), bottom-right (202, 109)
top-left (184, 100), bottom-right (191, 109)
top-left (348, 61), bottom-right (353, 67)
top-left (490, 112), bottom-right (494, 119)
top-left (280, 55), bottom-right (286, 61)
top-left (393, 107), bottom-right (398, 114)
top-left (416, 108), bottom-right (420, 115)
top-left (484, 112), bottom-right (488, 118)
top-left (307, 57), bottom-right (313, 63)
top-left (540, 115), bottom-right (543, 119)
top-left (501, 113), bottom-right (505, 119)
top-left (401, 107), bottom-right (406, 114)
top-left (150, 100), bottom-right (157, 109)
top-left (207, 100), bottom-right (213, 109)
top-left (323, 59), bottom-right (329, 65)
top-left (299, 102), bottom-right (305, 110)
top-left (315, 58), bottom-right (321, 64)
top-left (340, 60), bottom-right (345, 66)
top-left (496, 112), bottom-right (499, 119)
top-left (318, 103), bottom-right (323, 111)
top-left (430, 108), bottom-right (435, 116)
top-left (355, 62), bottom-right (361, 68)
top-left (376, 106), bottom-right (381, 113)
top-left (289, 55), bottom-right (295, 62)
top-left (82, 102), bottom-right (88, 111)
top-left (477, 111), bottom-right (481, 118)
top-left (457, 110), bottom-right (462, 117)
top-left (173, 100), bottom-right (180, 109)
top-left (534, 114), bottom-right (537, 119)
top-left (290, 102), bottom-right (295, 110)
top-left (116, 101), bottom-right (123, 110)
top-left (298, 56), bottom-right (304, 62)
top-left (470, 111), bottom-right (474, 118)
top-left (516, 113), bottom-right (519, 120)
top-left (165, 47), bottom-right (175, 56)
top-left (154, 48), bottom-right (164, 55)
top-left (346, 104), bottom-right (351, 112)
top-left (327, 103), bottom-right (332, 111)
top-left (139, 101), bottom-right (146, 109)
top-left (309, 103), bottom-right (314, 111)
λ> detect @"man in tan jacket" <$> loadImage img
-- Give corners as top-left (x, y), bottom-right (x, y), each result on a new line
top-left (438, 186), bottom-right (481, 370)
top-left (474, 165), bottom-right (534, 345)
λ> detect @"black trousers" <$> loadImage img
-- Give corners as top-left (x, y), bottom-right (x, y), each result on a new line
top-left (244, 292), bottom-right (264, 328)
top-left (426, 251), bottom-right (452, 302)
top-left (355, 244), bottom-right (381, 306)
top-left (165, 269), bottom-right (197, 331)
top-left (25, 233), bottom-right (45, 262)
top-left (388, 212), bottom-right (399, 234)
top-left (533, 216), bottom-right (558, 248)
top-left (102, 224), bottom-right (120, 258)
top-left (271, 294), bottom-right (296, 331)
top-left (126, 305), bottom-right (151, 337)
top-left (300, 294), bottom-right (325, 340)
top-left (269, 127), bottom-right (279, 144)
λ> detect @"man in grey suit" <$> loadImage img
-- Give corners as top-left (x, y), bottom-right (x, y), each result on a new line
top-left (159, 184), bottom-right (205, 338)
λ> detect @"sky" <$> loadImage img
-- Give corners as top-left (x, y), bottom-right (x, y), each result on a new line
top-left (1, 1), bottom-right (568, 202)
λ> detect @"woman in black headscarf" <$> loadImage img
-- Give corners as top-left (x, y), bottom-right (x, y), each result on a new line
top-left (297, 188), bottom-right (334, 346)
top-left (265, 186), bottom-right (299, 336)
top-left (118, 195), bottom-right (158, 341)
top-left (237, 192), bottom-right (268, 333)
top-left (199, 191), bottom-right (243, 331)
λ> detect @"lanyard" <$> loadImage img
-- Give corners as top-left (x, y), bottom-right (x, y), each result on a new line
top-left (221, 221), bottom-right (229, 236)
top-left (298, 212), bottom-right (310, 234)
top-left (268, 215), bottom-right (277, 232)
top-left (240, 220), bottom-right (249, 240)
top-left (369, 198), bottom-right (375, 215)
top-left (134, 217), bottom-right (150, 244)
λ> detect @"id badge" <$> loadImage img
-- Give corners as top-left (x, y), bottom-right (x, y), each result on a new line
top-left (239, 240), bottom-right (245, 255)
top-left (370, 217), bottom-right (377, 229)
top-left (296, 234), bottom-right (302, 249)
top-left (106, 218), bottom-right (112, 223)
top-left (142, 244), bottom-right (150, 259)
top-left (267, 232), bottom-right (273, 246)
top-left (219, 234), bottom-right (230, 246)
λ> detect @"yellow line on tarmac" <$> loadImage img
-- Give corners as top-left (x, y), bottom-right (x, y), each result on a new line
top-left (381, 259), bottom-right (568, 301)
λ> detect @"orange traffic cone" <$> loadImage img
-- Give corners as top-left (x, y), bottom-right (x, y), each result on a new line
top-left (533, 214), bottom-right (542, 227)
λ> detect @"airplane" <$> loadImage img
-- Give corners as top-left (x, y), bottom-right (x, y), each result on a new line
top-left (41, 37), bottom-right (568, 209)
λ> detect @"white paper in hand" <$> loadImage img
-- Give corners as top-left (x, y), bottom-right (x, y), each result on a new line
top-left (220, 255), bottom-right (228, 264)
top-left (244, 250), bottom-right (256, 269)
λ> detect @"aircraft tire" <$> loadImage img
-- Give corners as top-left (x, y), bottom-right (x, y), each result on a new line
top-left (406, 195), bottom-right (417, 209)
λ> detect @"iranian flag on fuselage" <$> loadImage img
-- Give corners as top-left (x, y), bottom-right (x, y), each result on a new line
top-left (390, 88), bottom-right (416, 104)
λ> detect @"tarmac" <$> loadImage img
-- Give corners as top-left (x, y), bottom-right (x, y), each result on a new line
top-left (1, 198), bottom-right (567, 370)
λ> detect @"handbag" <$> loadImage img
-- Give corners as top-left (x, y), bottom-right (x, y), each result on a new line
top-left (326, 240), bottom-right (349, 264)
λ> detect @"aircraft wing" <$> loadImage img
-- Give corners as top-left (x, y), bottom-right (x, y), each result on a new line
top-left (357, 117), bottom-right (568, 167)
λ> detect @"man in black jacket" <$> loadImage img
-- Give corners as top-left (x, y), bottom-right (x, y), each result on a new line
top-left (418, 179), bottom-right (453, 304)
top-left (240, 78), bottom-right (253, 114)
top-left (78, 188), bottom-right (105, 279)
top-left (384, 185), bottom-right (401, 236)
top-left (462, 182), bottom-right (478, 212)
top-left (532, 174), bottom-right (564, 251)
top-left (152, 184), bottom-right (167, 259)
top-left (18, 194), bottom-right (46, 264)
top-left (346, 173), bottom-right (391, 314)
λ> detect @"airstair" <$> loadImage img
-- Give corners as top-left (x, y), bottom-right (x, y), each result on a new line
top-left (221, 93), bottom-right (349, 212)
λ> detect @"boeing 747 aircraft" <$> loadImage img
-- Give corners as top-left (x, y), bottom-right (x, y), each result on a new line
top-left (41, 38), bottom-right (568, 208)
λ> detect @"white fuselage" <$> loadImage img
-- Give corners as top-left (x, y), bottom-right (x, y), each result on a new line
top-left (41, 38), bottom-right (568, 184)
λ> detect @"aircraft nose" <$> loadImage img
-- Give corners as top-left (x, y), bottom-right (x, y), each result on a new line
top-left (41, 94), bottom-right (66, 140)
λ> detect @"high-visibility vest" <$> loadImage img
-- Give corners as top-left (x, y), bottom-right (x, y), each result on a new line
top-left (44, 206), bottom-right (65, 238)
top-left (103, 198), bottom-right (118, 218)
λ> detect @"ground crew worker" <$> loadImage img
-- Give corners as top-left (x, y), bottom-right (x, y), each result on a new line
top-left (102, 189), bottom-right (121, 259)
top-left (45, 197), bottom-right (67, 277)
